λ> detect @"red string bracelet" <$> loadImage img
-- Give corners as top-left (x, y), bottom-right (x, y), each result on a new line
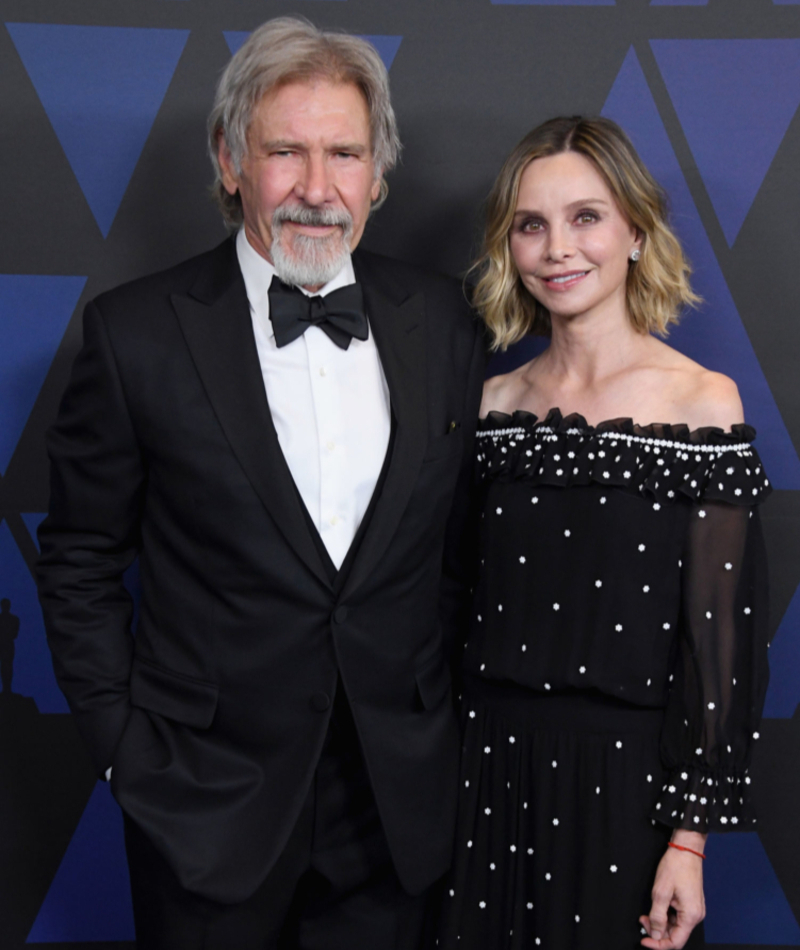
top-left (668, 842), bottom-right (706, 860)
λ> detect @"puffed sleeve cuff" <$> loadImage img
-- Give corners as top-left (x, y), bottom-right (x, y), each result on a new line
top-left (651, 764), bottom-right (757, 832)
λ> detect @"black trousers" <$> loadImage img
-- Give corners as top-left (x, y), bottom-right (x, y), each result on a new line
top-left (124, 684), bottom-right (441, 950)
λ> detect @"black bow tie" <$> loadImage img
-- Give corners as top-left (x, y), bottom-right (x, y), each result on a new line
top-left (268, 277), bottom-right (369, 350)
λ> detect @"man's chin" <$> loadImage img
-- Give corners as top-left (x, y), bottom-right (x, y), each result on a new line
top-left (271, 238), bottom-right (351, 289)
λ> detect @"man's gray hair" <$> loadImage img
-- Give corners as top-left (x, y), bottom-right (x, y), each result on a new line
top-left (207, 17), bottom-right (401, 229)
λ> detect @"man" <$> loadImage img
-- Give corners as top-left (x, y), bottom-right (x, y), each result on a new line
top-left (37, 17), bottom-right (484, 950)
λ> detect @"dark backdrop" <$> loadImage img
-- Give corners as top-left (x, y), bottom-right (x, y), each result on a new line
top-left (1, 1), bottom-right (799, 947)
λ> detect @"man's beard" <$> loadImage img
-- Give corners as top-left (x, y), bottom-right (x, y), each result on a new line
top-left (270, 204), bottom-right (354, 288)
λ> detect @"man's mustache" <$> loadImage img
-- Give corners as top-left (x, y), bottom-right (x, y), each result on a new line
top-left (272, 205), bottom-right (353, 231)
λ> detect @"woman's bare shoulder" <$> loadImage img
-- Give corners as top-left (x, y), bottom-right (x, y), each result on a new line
top-left (654, 343), bottom-right (744, 430)
top-left (684, 368), bottom-right (744, 430)
top-left (480, 363), bottom-right (530, 418)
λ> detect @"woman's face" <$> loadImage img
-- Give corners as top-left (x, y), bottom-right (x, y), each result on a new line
top-left (509, 151), bottom-right (641, 327)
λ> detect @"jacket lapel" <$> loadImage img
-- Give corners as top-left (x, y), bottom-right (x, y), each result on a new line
top-left (341, 253), bottom-right (429, 599)
top-left (171, 240), bottom-right (331, 588)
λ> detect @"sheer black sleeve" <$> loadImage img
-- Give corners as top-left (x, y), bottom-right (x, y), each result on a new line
top-left (653, 498), bottom-right (770, 832)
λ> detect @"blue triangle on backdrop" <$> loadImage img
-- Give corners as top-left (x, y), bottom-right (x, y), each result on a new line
top-left (601, 48), bottom-right (800, 489)
top-left (21, 514), bottom-right (46, 551)
top-left (0, 520), bottom-right (67, 713)
top-left (27, 781), bottom-right (134, 943)
top-left (0, 274), bottom-right (86, 475)
top-left (359, 36), bottom-right (403, 70)
top-left (223, 31), bottom-right (250, 56)
top-left (6, 24), bottom-right (189, 238)
top-left (763, 582), bottom-right (800, 718)
top-left (704, 833), bottom-right (800, 943)
top-left (651, 40), bottom-right (800, 246)
top-left (223, 31), bottom-right (402, 70)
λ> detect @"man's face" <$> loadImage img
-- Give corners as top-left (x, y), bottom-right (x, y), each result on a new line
top-left (218, 79), bottom-right (381, 290)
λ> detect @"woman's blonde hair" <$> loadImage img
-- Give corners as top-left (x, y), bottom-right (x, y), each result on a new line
top-left (472, 115), bottom-right (700, 351)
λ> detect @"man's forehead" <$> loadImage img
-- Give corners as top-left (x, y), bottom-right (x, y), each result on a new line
top-left (256, 77), bottom-right (369, 119)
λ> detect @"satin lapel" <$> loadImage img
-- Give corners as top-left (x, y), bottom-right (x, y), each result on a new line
top-left (171, 264), bottom-right (331, 589)
top-left (341, 275), bottom-right (428, 600)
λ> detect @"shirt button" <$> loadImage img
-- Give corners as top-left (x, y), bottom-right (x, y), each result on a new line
top-left (310, 692), bottom-right (330, 712)
top-left (329, 515), bottom-right (339, 526)
top-left (319, 367), bottom-right (326, 377)
top-left (334, 606), bottom-right (348, 623)
top-left (326, 440), bottom-right (335, 452)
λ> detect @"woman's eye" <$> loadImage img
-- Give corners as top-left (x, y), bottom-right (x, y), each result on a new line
top-left (520, 219), bottom-right (543, 233)
top-left (576, 211), bottom-right (599, 224)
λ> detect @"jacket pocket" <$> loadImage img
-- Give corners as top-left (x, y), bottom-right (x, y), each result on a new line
top-left (129, 656), bottom-right (219, 729)
top-left (415, 652), bottom-right (451, 710)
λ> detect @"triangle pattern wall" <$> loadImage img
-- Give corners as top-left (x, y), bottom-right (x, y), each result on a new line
top-left (651, 39), bottom-right (800, 246)
top-left (704, 832), bottom-right (800, 943)
top-left (0, 520), bottom-right (67, 713)
top-left (5, 24), bottom-right (189, 238)
top-left (764, 581), bottom-right (800, 719)
top-left (26, 782), bottom-right (134, 943)
top-left (490, 0), bottom-right (615, 5)
top-left (602, 47), bottom-right (800, 489)
top-left (0, 275), bottom-right (86, 475)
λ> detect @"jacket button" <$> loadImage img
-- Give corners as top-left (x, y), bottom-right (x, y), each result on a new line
top-left (310, 692), bottom-right (331, 712)
top-left (333, 606), bottom-right (348, 624)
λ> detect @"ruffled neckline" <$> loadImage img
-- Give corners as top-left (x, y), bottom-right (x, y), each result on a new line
top-left (479, 408), bottom-right (756, 446)
top-left (475, 408), bottom-right (769, 506)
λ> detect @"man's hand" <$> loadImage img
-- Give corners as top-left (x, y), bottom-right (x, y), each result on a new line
top-left (639, 831), bottom-right (706, 949)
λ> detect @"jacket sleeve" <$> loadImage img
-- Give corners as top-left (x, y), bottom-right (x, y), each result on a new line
top-left (652, 499), bottom-right (770, 832)
top-left (37, 299), bottom-right (144, 777)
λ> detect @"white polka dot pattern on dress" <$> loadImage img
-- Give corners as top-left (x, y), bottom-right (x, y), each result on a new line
top-left (468, 415), bottom-right (768, 921)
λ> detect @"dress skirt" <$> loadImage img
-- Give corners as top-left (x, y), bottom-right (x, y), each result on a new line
top-left (439, 674), bottom-right (705, 949)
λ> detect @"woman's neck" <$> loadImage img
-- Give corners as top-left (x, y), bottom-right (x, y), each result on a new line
top-left (538, 307), bottom-right (651, 391)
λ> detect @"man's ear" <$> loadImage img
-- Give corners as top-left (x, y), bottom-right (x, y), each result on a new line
top-left (217, 132), bottom-right (240, 197)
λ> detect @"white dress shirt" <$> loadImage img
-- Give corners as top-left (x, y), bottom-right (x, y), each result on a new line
top-left (236, 228), bottom-right (391, 570)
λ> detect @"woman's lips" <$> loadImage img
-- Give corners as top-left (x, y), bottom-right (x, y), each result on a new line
top-left (541, 270), bottom-right (589, 291)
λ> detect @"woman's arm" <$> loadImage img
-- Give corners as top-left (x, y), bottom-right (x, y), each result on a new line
top-left (640, 829), bottom-right (707, 948)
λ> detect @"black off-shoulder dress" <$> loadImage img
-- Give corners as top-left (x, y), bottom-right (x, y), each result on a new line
top-left (439, 410), bottom-right (771, 950)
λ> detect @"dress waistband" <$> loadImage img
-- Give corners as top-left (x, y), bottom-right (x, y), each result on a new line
top-left (463, 673), bottom-right (665, 735)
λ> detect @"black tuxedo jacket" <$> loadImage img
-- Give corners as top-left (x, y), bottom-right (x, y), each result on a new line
top-left (37, 238), bottom-right (484, 904)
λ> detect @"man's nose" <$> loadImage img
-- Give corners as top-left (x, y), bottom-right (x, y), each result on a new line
top-left (296, 154), bottom-right (333, 205)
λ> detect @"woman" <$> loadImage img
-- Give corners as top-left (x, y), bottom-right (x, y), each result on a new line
top-left (439, 116), bottom-right (770, 949)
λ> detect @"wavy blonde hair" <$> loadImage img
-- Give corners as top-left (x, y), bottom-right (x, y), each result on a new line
top-left (472, 116), bottom-right (700, 351)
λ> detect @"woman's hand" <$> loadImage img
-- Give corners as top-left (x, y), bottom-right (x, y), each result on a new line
top-left (639, 830), bottom-right (707, 948)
